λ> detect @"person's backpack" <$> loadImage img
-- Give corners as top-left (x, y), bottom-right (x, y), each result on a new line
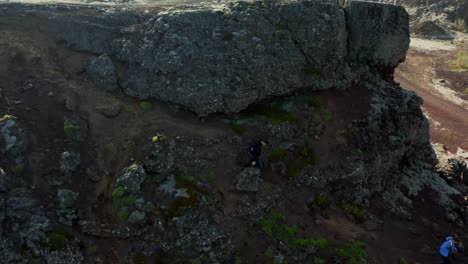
top-left (248, 140), bottom-right (257, 153)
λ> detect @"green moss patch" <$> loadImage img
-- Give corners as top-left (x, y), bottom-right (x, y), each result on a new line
top-left (11, 164), bottom-right (25, 174)
top-left (63, 124), bottom-right (80, 139)
top-left (230, 121), bottom-right (248, 135)
top-left (308, 193), bottom-right (330, 212)
top-left (260, 211), bottom-right (328, 249)
top-left (322, 111), bottom-right (333, 122)
top-left (314, 257), bottom-right (326, 264)
top-left (241, 105), bottom-right (297, 126)
top-left (335, 240), bottom-right (368, 264)
top-left (268, 149), bottom-right (286, 160)
top-left (341, 203), bottom-right (367, 223)
top-left (46, 229), bottom-right (73, 250)
top-left (112, 186), bottom-right (125, 199)
top-left (111, 187), bottom-right (135, 220)
top-left (87, 245), bottom-right (97, 255)
top-left (139, 101), bottom-right (153, 111)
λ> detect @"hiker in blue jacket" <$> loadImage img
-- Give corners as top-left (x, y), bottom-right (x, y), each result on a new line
top-left (440, 236), bottom-right (458, 264)
top-left (248, 139), bottom-right (268, 170)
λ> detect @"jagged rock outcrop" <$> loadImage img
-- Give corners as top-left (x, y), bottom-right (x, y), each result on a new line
top-left (17, 0), bottom-right (410, 116)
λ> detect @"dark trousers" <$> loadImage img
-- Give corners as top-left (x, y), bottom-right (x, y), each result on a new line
top-left (252, 155), bottom-right (263, 169)
top-left (442, 256), bottom-right (451, 264)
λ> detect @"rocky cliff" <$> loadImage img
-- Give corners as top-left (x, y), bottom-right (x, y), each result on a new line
top-left (27, 0), bottom-right (409, 116)
top-left (0, 1), bottom-right (467, 263)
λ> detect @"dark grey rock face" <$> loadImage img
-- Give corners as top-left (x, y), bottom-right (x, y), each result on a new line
top-left (236, 167), bottom-right (260, 192)
top-left (346, 1), bottom-right (410, 69)
top-left (60, 151), bottom-right (81, 175)
top-left (115, 163), bottom-right (147, 194)
top-left (0, 115), bottom-right (28, 164)
top-left (43, 1), bottom-right (409, 116)
top-left (56, 189), bottom-right (80, 226)
top-left (86, 54), bottom-right (118, 91)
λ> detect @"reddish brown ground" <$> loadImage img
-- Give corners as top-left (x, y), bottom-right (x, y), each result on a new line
top-left (395, 44), bottom-right (468, 154)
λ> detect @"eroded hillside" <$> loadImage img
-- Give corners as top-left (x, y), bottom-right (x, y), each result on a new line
top-left (0, 1), bottom-right (467, 264)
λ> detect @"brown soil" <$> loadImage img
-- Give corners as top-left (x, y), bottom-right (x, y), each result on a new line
top-left (395, 43), bottom-right (468, 154)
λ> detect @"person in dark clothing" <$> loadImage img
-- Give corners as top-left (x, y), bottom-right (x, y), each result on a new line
top-left (440, 236), bottom-right (458, 264)
top-left (248, 139), bottom-right (268, 169)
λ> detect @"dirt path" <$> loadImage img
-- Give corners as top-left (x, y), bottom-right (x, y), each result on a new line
top-left (395, 37), bottom-right (468, 154)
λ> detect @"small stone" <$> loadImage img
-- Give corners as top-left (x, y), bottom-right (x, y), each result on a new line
top-left (65, 95), bottom-right (79, 111)
top-left (48, 91), bottom-right (54, 97)
top-left (60, 151), bottom-right (81, 175)
top-left (115, 163), bottom-right (147, 194)
top-left (128, 211), bottom-right (146, 225)
top-left (22, 83), bottom-right (34, 91)
top-left (86, 54), bottom-right (117, 91)
top-left (96, 104), bottom-right (122, 118)
top-left (86, 167), bottom-right (101, 182)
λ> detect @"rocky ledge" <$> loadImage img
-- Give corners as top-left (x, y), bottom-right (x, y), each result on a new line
top-left (1, 0), bottom-right (409, 115)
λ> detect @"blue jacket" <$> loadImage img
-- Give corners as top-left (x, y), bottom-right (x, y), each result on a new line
top-left (440, 236), bottom-right (457, 257)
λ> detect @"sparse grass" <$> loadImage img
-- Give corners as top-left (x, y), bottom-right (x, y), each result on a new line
top-left (132, 252), bottom-right (145, 264)
top-left (269, 209), bottom-right (286, 220)
top-left (112, 186), bottom-right (125, 199)
top-left (242, 105), bottom-right (297, 126)
top-left (335, 240), bottom-right (368, 264)
top-left (322, 111), bottom-right (333, 122)
top-left (112, 186), bottom-right (135, 220)
top-left (314, 257), bottom-right (326, 264)
top-left (308, 193), bottom-right (330, 212)
top-left (260, 217), bottom-right (328, 249)
top-left (175, 174), bottom-right (196, 188)
top-left (341, 203), bottom-right (367, 223)
top-left (46, 229), bottom-right (73, 250)
top-left (356, 148), bottom-right (364, 155)
top-left (268, 149), bottom-right (286, 160)
top-left (230, 121), bottom-right (248, 135)
top-left (11, 164), bottom-right (25, 174)
top-left (117, 210), bottom-right (129, 220)
top-left (139, 101), bottom-right (153, 111)
top-left (399, 258), bottom-right (408, 264)
top-left (87, 245), bottom-right (97, 255)
top-left (63, 124), bottom-right (80, 139)
top-left (285, 146), bottom-right (316, 178)
top-left (449, 51), bottom-right (468, 72)
top-left (300, 147), bottom-right (316, 165)
top-left (269, 111), bottom-right (297, 126)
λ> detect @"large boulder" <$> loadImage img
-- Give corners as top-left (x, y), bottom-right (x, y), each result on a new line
top-left (44, 0), bottom-right (410, 116)
top-left (60, 151), bottom-right (81, 175)
top-left (236, 167), bottom-right (261, 192)
top-left (0, 115), bottom-right (28, 165)
top-left (115, 163), bottom-right (147, 194)
top-left (86, 54), bottom-right (118, 91)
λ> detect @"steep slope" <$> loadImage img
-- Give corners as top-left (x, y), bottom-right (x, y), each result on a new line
top-left (0, 1), bottom-right (467, 264)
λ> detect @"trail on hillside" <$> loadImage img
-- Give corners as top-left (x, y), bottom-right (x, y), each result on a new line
top-left (395, 38), bottom-right (468, 155)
